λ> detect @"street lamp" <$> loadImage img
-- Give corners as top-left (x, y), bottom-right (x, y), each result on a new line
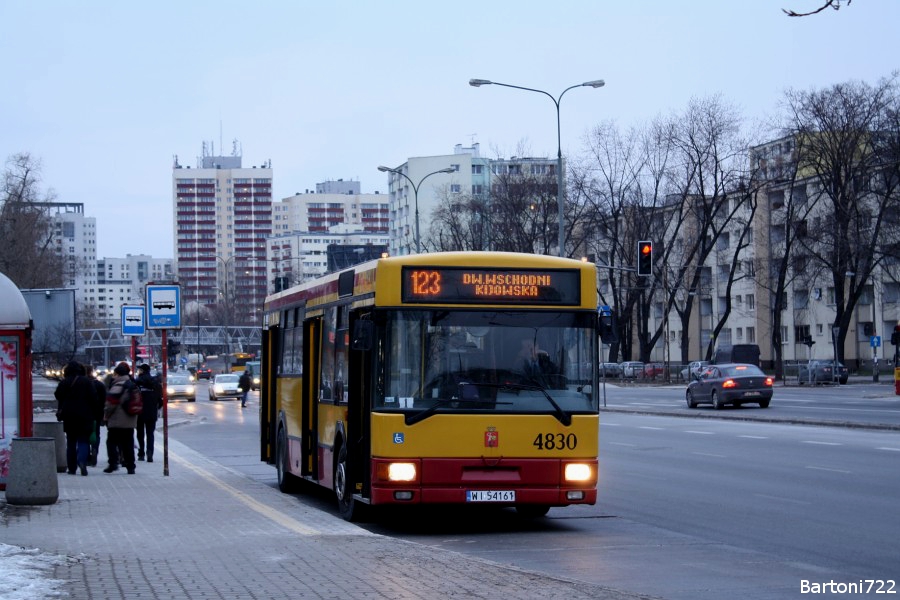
top-left (378, 165), bottom-right (457, 254)
top-left (469, 78), bottom-right (605, 257)
top-left (215, 254), bottom-right (245, 368)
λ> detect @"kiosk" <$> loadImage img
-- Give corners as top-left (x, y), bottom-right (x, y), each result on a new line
top-left (0, 271), bottom-right (34, 490)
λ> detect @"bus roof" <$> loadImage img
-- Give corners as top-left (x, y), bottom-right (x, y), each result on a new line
top-left (264, 251), bottom-right (598, 314)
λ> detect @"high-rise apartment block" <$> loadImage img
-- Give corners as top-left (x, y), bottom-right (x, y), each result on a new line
top-left (172, 145), bottom-right (272, 324)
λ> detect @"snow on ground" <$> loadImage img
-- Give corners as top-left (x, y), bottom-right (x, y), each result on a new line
top-left (0, 543), bottom-right (71, 599)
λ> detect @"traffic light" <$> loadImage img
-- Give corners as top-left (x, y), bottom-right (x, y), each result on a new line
top-left (637, 241), bottom-right (653, 277)
top-left (891, 324), bottom-right (900, 346)
top-left (599, 312), bottom-right (618, 344)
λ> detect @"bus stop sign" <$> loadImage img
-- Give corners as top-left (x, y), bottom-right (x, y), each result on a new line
top-left (146, 284), bottom-right (182, 330)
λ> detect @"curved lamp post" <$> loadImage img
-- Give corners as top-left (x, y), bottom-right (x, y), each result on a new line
top-left (469, 78), bottom-right (605, 257)
top-left (378, 165), bottom-right (457, 254)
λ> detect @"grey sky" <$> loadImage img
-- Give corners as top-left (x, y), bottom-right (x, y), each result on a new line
top-left (2, 0), bottom-right (897, 258)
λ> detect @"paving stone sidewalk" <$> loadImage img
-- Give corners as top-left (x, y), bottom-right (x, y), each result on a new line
top-left (2, 436), bottom-right (651, 600)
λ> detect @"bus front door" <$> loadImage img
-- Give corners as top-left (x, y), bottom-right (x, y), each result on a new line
top-left (302, 318), bottom-right (321, 480)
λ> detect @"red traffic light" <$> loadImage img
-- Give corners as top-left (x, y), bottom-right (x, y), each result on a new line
top-left (637, 241), bottom-right (653, 276)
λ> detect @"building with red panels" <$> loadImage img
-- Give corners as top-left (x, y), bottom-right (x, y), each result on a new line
top-left (172, 143), bottom-right (272, 326)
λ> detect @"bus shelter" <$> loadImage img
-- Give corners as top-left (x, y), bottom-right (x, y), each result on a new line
top-left (0, 271), bottom-right (34, 490)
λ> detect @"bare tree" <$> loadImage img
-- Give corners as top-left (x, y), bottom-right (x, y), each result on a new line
top-left (782, 76), bottom-right (900, 363)
top-left (783, 0), bottom-right (850, 17)
top-left (0, 153), bottom-right (64, 288)
top-left (427, 191), bottom-right (491, 252)
top-left (654, 96), bottom-right (756, 363)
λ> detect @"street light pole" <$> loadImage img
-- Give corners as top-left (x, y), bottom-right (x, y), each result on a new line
top-left (378, 165), bottom-right (456, 254)
top-left (469, 78), bottom-right (605, 257)
top-left (215, 255), bottom-right (239, 369)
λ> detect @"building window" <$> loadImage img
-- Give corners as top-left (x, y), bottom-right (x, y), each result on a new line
top-left (747, 327), bottom-right (756, 343)
top-left (746, 294), bottom-right (755, 310)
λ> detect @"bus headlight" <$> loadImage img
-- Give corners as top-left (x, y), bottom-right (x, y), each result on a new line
top-left (564, 463), bottom-right (593, 483)
top-left (376, 462), bottom-right (417, 483)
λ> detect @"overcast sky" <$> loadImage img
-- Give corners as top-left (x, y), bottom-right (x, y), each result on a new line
top-left (2, 0), bottom-right (898, 259)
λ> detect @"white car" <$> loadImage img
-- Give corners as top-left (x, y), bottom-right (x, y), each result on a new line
top-left (209, 374), bottom-right (241, 401)
top-left (620, 361), bottom-right (645, 378)
top-left (680, 361), bottom-right (710, 381)
top-left (166, 374), bottom-right (196, 402)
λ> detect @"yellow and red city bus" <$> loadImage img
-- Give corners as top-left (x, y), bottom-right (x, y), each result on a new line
top-left (259, 251), bottom-right (600, 520)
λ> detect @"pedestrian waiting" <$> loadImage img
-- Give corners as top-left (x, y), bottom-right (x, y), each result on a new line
top-left (103, 362), bottom-right (139, 474)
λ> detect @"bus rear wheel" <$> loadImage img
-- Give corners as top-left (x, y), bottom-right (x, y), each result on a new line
top-left (335, 444), bottom-right (365, 522)
top-left (276, 427), bottom-right (299, 493)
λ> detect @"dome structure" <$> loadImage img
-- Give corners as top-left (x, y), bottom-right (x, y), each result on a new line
top-left (0, 271), bottom-right (32, 329)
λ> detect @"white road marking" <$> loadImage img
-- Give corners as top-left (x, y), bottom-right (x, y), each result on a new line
top-left (806, 466), bottom-right (851, 474)
top-left (802, 441), bottom-right (842, 446)
top-left (685, 430), bottom-right (715, 435)
top-left (754, 493), bottom-right (811, 505)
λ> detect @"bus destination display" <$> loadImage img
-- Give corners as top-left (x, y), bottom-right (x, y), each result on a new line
top-left (401, 266), bottom-right (581, 305)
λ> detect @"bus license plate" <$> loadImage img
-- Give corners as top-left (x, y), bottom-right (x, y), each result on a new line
top-left (466, 490), bottom-right (515, 502)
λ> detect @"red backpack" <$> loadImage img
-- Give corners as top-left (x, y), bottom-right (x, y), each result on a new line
top-left (110, 381), bottom-right (143, 416)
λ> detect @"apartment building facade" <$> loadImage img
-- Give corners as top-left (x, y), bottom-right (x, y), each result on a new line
top-left (267, 179), bottom-right (389, 292)
top-left (637, 136), bottom-right (899, 371)
top-left (172, 146), bottom-right (272, 325)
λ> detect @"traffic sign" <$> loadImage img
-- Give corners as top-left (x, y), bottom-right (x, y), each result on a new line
top-left (146, 284), bottom-right (182, 329)
top-left (871, 335), bottom-right (881, 348)
top-left (121, 305), bottom-right (145, 337)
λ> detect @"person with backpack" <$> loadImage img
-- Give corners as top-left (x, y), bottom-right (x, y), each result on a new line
top-left (54, 361), bottom-right (95, 476)
top-left (238, 369), bottom-right (252, 408)
top-left (103, 362), bottom-right (140, 474)
top-left (135, 364), bottom-right (162, 462)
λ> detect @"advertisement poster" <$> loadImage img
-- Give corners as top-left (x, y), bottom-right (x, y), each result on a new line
top-left (0, 337), bottom-right (19, 485)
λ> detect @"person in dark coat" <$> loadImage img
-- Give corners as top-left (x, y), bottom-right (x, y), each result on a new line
top-left (238, 370), bottom-right (252, 408)
top-left (135, 364), bottom-right (162, 462)
top-left (54, 361), bottom-right (95, 476)
top-left (83, 364), bottom-right (107, 467)
top-left (103, 362), bottom-right (139, 474)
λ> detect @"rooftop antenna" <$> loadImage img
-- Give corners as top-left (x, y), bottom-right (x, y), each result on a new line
top-left (219, 120), bottom-right (223, 157)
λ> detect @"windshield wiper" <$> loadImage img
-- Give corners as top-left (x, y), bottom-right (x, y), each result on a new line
top-left (405, 382), bottom-right (515, 426)
top-left (494, 380), bottom-right (572, 426)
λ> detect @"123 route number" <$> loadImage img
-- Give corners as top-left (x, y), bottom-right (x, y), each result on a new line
top-left (533, 432), bottom-right (577, 450)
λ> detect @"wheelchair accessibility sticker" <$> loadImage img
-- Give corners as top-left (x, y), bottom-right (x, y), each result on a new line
top-left (393, 433), bottom-right (405, 444)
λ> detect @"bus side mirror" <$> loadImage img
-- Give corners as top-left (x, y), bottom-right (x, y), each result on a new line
top-left (351, 320), bottom-right (374, 351)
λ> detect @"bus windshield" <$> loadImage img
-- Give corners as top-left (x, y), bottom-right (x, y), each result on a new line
top-left (377, 310), bottom-right (598, 419)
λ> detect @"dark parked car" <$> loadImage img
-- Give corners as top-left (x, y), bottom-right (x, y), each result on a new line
top-left (686, 363), bottom-right (773, 409)
top-left (798, 360), bottom-right (849, 385)
top-left (195, 365), bottom-right (213, 380)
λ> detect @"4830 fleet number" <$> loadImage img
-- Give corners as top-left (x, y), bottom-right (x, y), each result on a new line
top-left (532, 432), bottom-right (578, 450)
